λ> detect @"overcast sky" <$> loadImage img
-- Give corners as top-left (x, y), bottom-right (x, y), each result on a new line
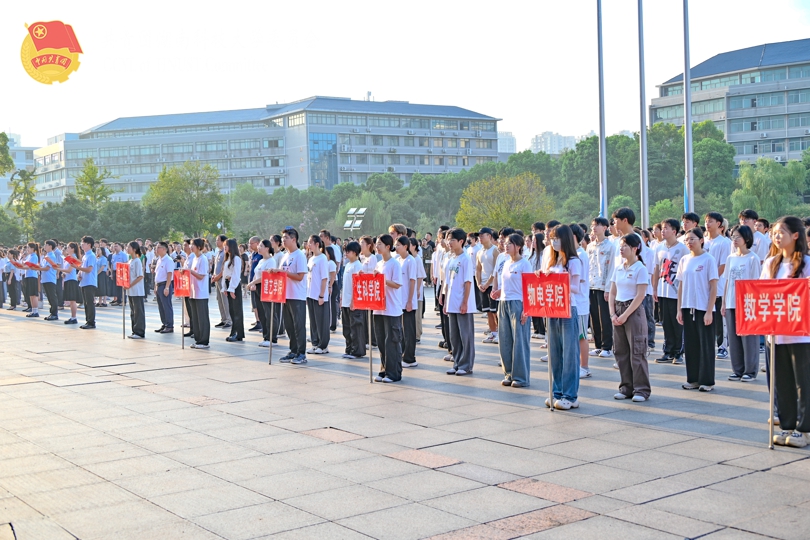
top-left (3, 0), bottom-right (809, 151)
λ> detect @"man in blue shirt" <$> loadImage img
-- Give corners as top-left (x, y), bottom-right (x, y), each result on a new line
top-left (38, 240), bottom-right (61, 321)
top-left (72, 236), bottom-right (98, 329)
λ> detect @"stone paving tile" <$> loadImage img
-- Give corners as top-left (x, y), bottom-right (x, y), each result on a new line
top-left (648, 487), bottom-right (786, 526)
top-left (4, 518), bottom-right (79, 540)
top-left (485, 504), bottom-right (596, 536)
top-left (132, 519), bottom-right (226, 540)
top-left (197, 454), bottom-right (302, 483)
top-left (150, 483), bottom-right (272, 519)
top-left (321, 455), bottom-right (427, 484)
top-left (0, 496), bottom-right (45, 520)
top-left (239, 469), bottom-right (354, 501)
top-left (161, 442), bottom-right (263, 467)
top-left (278, 442), bottom-right (374, 469)
top-left (565, 494), bottom-right (631, 515)
top-left (263, 521), bottom-right (374, 539)
top-left (301, 427), bottom-right (365, 443)
top-left (387, 449), bottom-right (461, 468)
top-left (112, 467), bottom-right (228, 498)
top-left (498, 478), bottom-right (593, 503)
top-left (700, 529), bottom-right (774, 539)
top-left (424, 486), bottom-right (555, 523)
top-left (337, 502), bottom-right (477, 540)
top-left (51, 500), bottom-right (179, 540)
top-left (0, 467), bottom-right (101, 496)
top-left (17, 481), bottom-right (139, 515)
top-left (607, 505), bottom-right (723, 538)
top-left (520, 514), bottom-right (680, 539)
top-left (596, 448), bottom-right (715, 477)
top-left (605, 477), bottom-right (694, 504)
top-left (82, 454), bottom-right (185, 481)
top-left (439, 463), bottom-right (521, 485)
top-left (284, 484), bottom-right (408, 521)
top-left (367, 470), bottom-right (484, 501)
top-left (193, 501), bottom-right (324, 540)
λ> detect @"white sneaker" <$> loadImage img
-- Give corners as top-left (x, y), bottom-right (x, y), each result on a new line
top-left (632, 394), bottom-right (647, 402)
top-left (787, 432), bottom-right (809, 448)
top-left (258, 341), bottom-right (270, 348)
top-left (314, 348), bottom-right (328, 354)
top-left (482, 335), bottom-right (496, 344)
top-left (374, 375), bottom-right (384, 382)
top-left (554, 398), bottom-right (579, 410)
top-left (306, 346), bottom-right (319, 354)
top-left (443, 354), bottom-right (454, 362)
top-left (579, 367), bottom-right (591, 379)
top-left (381, 377), bottom-right (395, 383)
top-left (446, 368), bottom-right (457, 375)
top-left (492, 336), bottom-right (499, 344)
top-left (455, 369), bottom-right (469, 376)
top-left (614, 392), bottom-right (629, 400)
top-left (540, 355), bottom-right (548, 362)
top-left (402, 361), bottom-right (418, 368)
top-left (598, 350), bottom-right (613, 358)
top-left (612, 362), bottom-right (619, 369)
top-left (588, 349), bottom-right (603, 357)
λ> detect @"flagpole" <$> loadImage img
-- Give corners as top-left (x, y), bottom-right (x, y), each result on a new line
top-left (683, 0), bottom-right (695, 212)
top-left (638, 0), bottom-right (649, 228)
top-left (597, 0), bottom-right (609, 218)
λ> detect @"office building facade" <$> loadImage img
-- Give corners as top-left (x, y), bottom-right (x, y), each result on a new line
top-left (530, 131), bottom-right (577, 155)
top-left (650, 38), bottom-right (810, 165)
top-left (497, 131), bottom-right (517, 154)
top-left (32, 97), bottom-right (499, 203)
top-left (1, 134), bottom-right (36, 207)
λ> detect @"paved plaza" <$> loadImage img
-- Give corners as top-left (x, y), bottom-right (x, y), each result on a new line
top-left (0, 289), bottom-right (808, 540)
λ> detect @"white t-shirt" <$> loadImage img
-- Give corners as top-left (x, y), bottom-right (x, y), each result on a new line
top-left (466, 244), bottom-right (482, 278)
top-left (723, 251), bottom-right (760, 309)
top-left (612, 260), bottom-right (648, 303)
top-left (374, 257), bottom-right (403, 317)
top-left (548, 256), bottom-right (583, 308)
top-left (332, 243), bottom-right (343, 265)
top-left (190, 253), bottom-right (209, 300)
top-left (760, 254), bottom-right (810, 344)
top-left (675, 252), bottom-right (719, 311)
top-left (477, 245), bottom-right (497, 285)
top-left (704, 235), bottom-right (732, 297)
top-left (445, 250), bottom-right (476, 314)
top-left (361, 253), bottom-right (378, 274)
top-left (144, 250), bottom-right (154, 274)
top-left (307, 253), bottom-right (328, 300)
top-left (656, 241), bottom-right (690, 299)
top-left (254, 256), bottom-right (278, 294)
top-left (128, 257), bottom-right (145, 297)
top-left (500, 257), bottom-right (532, 302)
top-left (493, 252), bottom-right (509, 292)
top-left (414, 255), bottom-right (426, 302)
top-left (281, 249), bottom-right (308, 301)
top-left (342, 259), bottom-right (361, 308)
top-left (575, 247), bottom-right (590, 315)
top-left (400, 255), bottom-right (417, 310)
top-left (752, 231), bottom-right (771, 261)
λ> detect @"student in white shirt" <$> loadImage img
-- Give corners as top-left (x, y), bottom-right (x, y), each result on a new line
top-left (187, 238), bottom-right (210, 348)
top-left (587, 217), bottom-right (616, 358)
top-left (121, 242), bottom-right (145, 339)
top-left (476, 227), bottom-right (499, 341)
top-left (721, 225), bottom-right (761, 381)
top-left (397, 237), bottom-right (418, 368)
top-left (542, 225), bottom-right (583, 409)
top-left (739, 209), bottom-right (772, 261)
top-left (306, 235), bottom-right (330, 354)
top-left (444, 228), bottom-right (477, 376)
top-left (152, 242), bottom-right (175, 333)
top-left (341, 242), bottom-right (366, 359)
top-left (247, 240), bottom-right (278, 347)
top-left (223, 238), bottom-right (245, 342)
top-left (704, 212), bottom-right (732, 359)
top-left (466, 232), bottom-right (483, 312)
top-left (571, 224), bottom-right (592, 378)
top-left (652, 219), bottom-right (690, 364)
top-left (272, 228), bottom-right (308, 364)
top-left (676, 228), bottom-right (719, 392)
top-left (609, 234), bottom-right (651, 402)
top-left (487, 228), bottom-right (513, 345)
top-left (270, 234), bottom-right (286, 336)
top-left (359, 236), bottom-right (379, 348)
top-left (373, 234), bottom-right (403, 383)
top-left (408, 238), bottom-right (427, 343)
top-left (491, 233), bottom-right (532, 387)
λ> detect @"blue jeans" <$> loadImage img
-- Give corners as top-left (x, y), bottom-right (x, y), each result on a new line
top-left (498, 300), bottom-right (531, 385)
top-left (548, 305), bottom-right (580, 401)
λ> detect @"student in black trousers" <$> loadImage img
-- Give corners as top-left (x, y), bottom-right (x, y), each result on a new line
top-left (223, 238), bottom-right (245, 342)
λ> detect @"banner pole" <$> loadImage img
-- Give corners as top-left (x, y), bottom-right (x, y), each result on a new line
top-left (122, 291), bottom-right (126, 339)
top-left (369, 311), bottom-right (373, 383)
top-left (547, 316), bottom-right (554, 413)
top-left (268, 303), bottom-right (273, 365)
top-left (769, 334), bottom-right (775, 449)
top-left (181, 298), bottom-right (185, 350)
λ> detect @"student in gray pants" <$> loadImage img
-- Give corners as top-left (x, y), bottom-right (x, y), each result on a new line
top-left (443, 228), bottom-right (476, 375)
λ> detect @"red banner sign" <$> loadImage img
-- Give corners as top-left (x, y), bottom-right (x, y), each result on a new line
top-left (735, 279), bottom-right (810, 336)
top-left (173, 269), bottom-right (191, 298)
top-left (64, 255), bottom-right (81, 266)
top-left (261, 271), bottom-right (287, 303)
top-left (353, 274), bottom-right (386, 310)
top-left (10, 261), bottom-right (24, 269)
top-left (24, 262), bottom-right (39, 269)
top-left (116, 263), bottom-right (130, 287)
top-left (522, 272), bottom-right (571, 318)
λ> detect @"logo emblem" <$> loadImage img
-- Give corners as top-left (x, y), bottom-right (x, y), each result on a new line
top-left (21, 21), bottom-right (83, 84)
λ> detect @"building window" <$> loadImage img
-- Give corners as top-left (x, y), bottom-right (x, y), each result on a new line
top-left (25, 151), bottom-right (34, 160)
top-left (130, 145), bottom-right (160, 156)
top-left (371, 155), bottom-right (384, 165)
top-left (762, 68), bottom-right (787, 82)
top-left (401, 118), bottom-right (430, 129)
top-left (340, 173), bottom-right (352, 184)
top-left (418, 137), bottom-right (429, 147)
top-left (356, 154), bottom-right (368, 164)
top-left (419, 156), bottom-right (430, 165)
top-left (66, 149), bottom-right (97, 160)
top-left (196, 141), bottom-right (227, 152)
top-left (339, 135), bottom-right (351, 145)
top-left (741, 71), bottom-right (761, 85)
top-left (403, 137), bottom-right (414, 147)
top-left (262, 138), bottom-right (284, 148)
top-left (731, 115), bottom-right (786, 132)
top-left (229, 139), bottom-right (261, 150)
top-left (470, 121), bottom-right (496, 131)
top-left (433, 138), bottom-right (444, 148)
top-left (446, 139), bottom-right (458, 148)
top-left (462, 157), bottom-right (469, 166)
top-left (371, 136), bottom-right (383, 146)
top-left (789, 113), bottom-right (810, 128)
top-left (307, 113), bottom-right (336, 125)
top-left (789, 138), bottom-right (810, 151)
top-left (268, 117), bottom-right (284, 128)
top-left (432, 120), bottom-right (458, 130)
top-left (163, 143), bottom-right (193, 154)
top-left (231, 158), bottom-right (264, 169)
top-left (475, 139), bottom-right (494, 149)
top-left (459, 121), bottom-right (470, 131)
top-left (387, 136), bottom-right (399, 146)
top-left (789, 64), bottom-right (810, 79)
top-left (433, 157), bottom-right (444, 166)
top-left (265, 157), bottom-right (284, 167)
top-left (340, 155), bottom-right (350, 164)
top-left (403, 155), bottom-right (415, 165)
top-left (459, 139), bottom-right (471, 148)
top-left (199, 159), bottom-right (229, 170)
top-left (789, 90), bottom-right (810, 104)
top-left (447, 157), bottom-right (458, 166)
top-left (368, 116), bottom-right (400, 127)
top-left (288, 113), bottom-right (305, 127)
top-left (337, 115), bottom-right (366, 126)
top-left (387, 155), bottom-right (400, 165)
top-left (308, 133), bottom-right (337, 189)
top-left (354, 135), bottom-right (366, 145)
top-left (99, 147), bottom-right (128, 158)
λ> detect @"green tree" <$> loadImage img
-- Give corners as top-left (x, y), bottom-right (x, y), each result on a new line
top-left (0, 133), bottom-right (14, 176)
top-left (32, 194), bottom-right (95, 241)
top-left (0, 207), bottom-right (22, 244)
top-left (693, 138), bottom-right (736, 199)
top-left (74, 158), bottom-right (119, 209)
top-left (649, 198), bottom-right (680, 226)
top-left (608, 195), bottom-right (637, 218)
top-left (6, 169), bottom-right (41, 240)
top-left (455, 172), bottom-right (555, 232)
top-left (142, 162), bottom-right (229, 237)
top-left (558, 191), bottom-right (598, 224)
top-left (731, 158), bottom-right (807, 221)
top-left (366, 173), bottom-right (404, 199)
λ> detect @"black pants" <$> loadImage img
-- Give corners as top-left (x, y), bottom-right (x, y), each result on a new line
top-left (342, 307), bottom-right (366, 357)
top-left (129, 296), bottom-right (145, 337)
top-left (660, 297), bottom-right (683, 358)
top-left (473, 278), bottom-right (482, 312)
top-left (81, 285), bottom-right (97, 324)
top-left (42, 282), bottom-right (59, 317)
top-left (307, 297), bottom-right (331, 349)
top-left (532, 317), bottom-right (545, 336)
top-left (251, 289), bottom-right (262, 325)
top-left (226, 281), bottom-right (245, 339)
top-left (714, 296), bottom-right (724, 348)
top-left (774, 342), bottom-right (810, 432)
top-left (589, 289), bottom-right (613, 350)
top-left (184, 298), bottom-right (194, 335)
top-left (682, 308), bottom-right (715, 386)
top-left (440, 293), bottom-right (451, 351)
top-left (190, 298), bottom-right (210, 345)
top-left (260, 302), bottom-right (281, 343)
top-left (402, 309), bottom-right (417, 363)
top-left (329, 285), bottom-right (340, 331)
top-left (56, 276), bottom-right (64, 307)
top-left (283, 299), bottom-right (307, 355)
top-left (8, 276), bottom-right (20, 307)
top-left (374, 314), bottom-right (403, 381)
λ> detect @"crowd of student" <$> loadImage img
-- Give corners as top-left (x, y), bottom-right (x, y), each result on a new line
top-left (2, 206), bottom-right (808, 448)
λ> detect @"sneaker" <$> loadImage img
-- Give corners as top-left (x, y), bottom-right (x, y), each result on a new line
top-left (555, 398), bottom-right (579, 410)
top-left (446, 368), bottom-right (457, 375)
top-left (64, 318), bottom-right (78, 325)
top-left (258, 341), bottom-right (270, 348)
top-left (540, 355), bottom-right (548, 362)
top-left (159, 327), bottom-right (174, 334)
top-left (699, 385), bottom-right (714, 392)
top-left (784, 431), bottom-right (807, 448)
top-left (741, 374), bottom-right (755, 382)
top-left (455, 370), bottom-right (470, 376)
top-left (215, 322), bottom-right (226, 328)
top-left (682, 382), bottom-right (700, 390)
top-left (614, 393), bottom-right (629, 400)
top-left (26, 313), bottom-right (40, 318)
top-left (728, 374), bottom-right (742, 381)
top-left (279, 353), bottom-right (294, 363)
top-left (511, 381), bottom-right (528, 388)
top-left (381, 377), bottom-right (396, 383)
top-left (545, 397), bottom-right (552, 408)
top-left (154, 326), bottom-right (166, 333)
top-left (632, 394), bottom-right (647, 402)
top-left (761, 363), bottom-right (766, 372)
top-left (672, 355), bottom-right (685, 365)
top-left (774, 429), bottom-right (791, 446)
top-left (759, 345), bottom-right (766, 353)
top-left (492, 336), bottom-right (499, 344)
top-left (306, 347), bottom-right (319, 354)
top-left (402, 361), bottom-right (418, 368)
top-left (194, 344), bottom-right (210, 349)
top-left (502, 378), bottom-right (513, 386)
top-left (531, 333), bottom-right (544, 340)
top-left (79, 324), bottom-right (95, 329)
top-left (128, 334), bottom-right (144, 340)
top-left (313, 348), bottom-right (328, 354)
top-left (612, 362), bottom-right (619, 369)
top-left (434, 324), bottom-right (443, 329)
top-left (483, 329), bottom-right (492, 335)
top-left (598, 350), bottom-right (612, 358)
top-left (716, 348), bottom-right (729, 360)
top-left (341, 353), bottom-right (353, 359)
top-left (656, 355), bottom-right (674, 364)
top-left (579, 367), bottom-right (591, 379)
top-left (443, 354), bottom-right (453, 362)
top-left (190, 343), bottom-right (197, 349)
top-left (482, 335), bottom-right (497, 344)
top-left (291, 354), bottom-right (308, 364)
top-left (374, 375), bottom-right (384, 382)
top-left (588, 349), bottom-right (603, 357)
top-left (44, 315), bottom-right (58, 321)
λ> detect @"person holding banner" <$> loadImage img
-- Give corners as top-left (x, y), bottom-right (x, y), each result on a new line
top-left (22, 242), bottom-right (41, 317)
top-left (247, 239), bottom-right (278, 348)
top-left (492, 233), bottom-right (532, 386)
top-left (73, 236), bottom-right (98, 329)
top-left (37, 240), bottom-right (62, 321)
top-left (60, 242), bottom-right (82, 324)
top-left (676, 228), bottom-right (719, 392)
top-left (721, 225), bottom-right (761, 381)
top-left (275, 227), bottom-right (309, 364)
top-left (543, 225), bottom-right (583, 409)
top-left (761, 216), bottom-right (810, 447)
top-left (188, 238), bottom-right (210, 349)
top-left (124, 242), bottom-right (145, 339)
top-left (341, 241), bottom-right (366, 359)
top-left (223, 238), bottom-right (245, 343)
top-left (609, 234), bottom-right (651, 402)
top-left (306, 235), bottom-right (331, 354)
top-left (373, 234), bottom-right (404, 383)
top-left (360, 236), bottom-right (379, 349)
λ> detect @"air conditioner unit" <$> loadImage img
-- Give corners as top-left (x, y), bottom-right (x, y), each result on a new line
top-left (774, 155), bottom-right (783, 162)
top-left (440, 131), bottom-right (445, 135)
top-left (388, 167), bottom-right (396, 172)
top-left (352, 128), bottom-right (359, 133)
top-left (340, 167), bottom-right (347, 171)
top-left (428, 149), bottom-right (433, 153)
top-left (407, 130), bottom-right (414, 135)
top-left (805, 129), bottom-right (810, 135)
top-left (453, 132), bottom-right (458, 136)
top-left (466, 149), bottom-right (472, 155)
top-left (350, 168), bottom-right (356, 171)
top-left (761, 133), bottom-right (768, 138)
top-left (476, 130), bottom-right (482, 136)
top-left (388, 148), bottom-right (396, 153)
top-left (277, 169), bottom-right (283, 174)
top-left (442, 149), bottom-right (447, 154)
top-left (366, 128), bottom-right (372, 133)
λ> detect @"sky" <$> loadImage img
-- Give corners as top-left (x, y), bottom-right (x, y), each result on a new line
top-left (2, 0), bottom-right (810, 151)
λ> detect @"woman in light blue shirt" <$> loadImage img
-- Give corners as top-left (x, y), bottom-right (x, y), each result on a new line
top-left (23, 242), bottom-right (41, 317)
top-left (60, 242), bottom-right (81, 325)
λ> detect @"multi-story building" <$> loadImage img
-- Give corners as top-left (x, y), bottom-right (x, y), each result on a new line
top-left (32, 96), bottom-right (500, 203)
top-left (650, 38), bottom-right (810, 165)
top-left (497, 131), bottom-right (517, 154)
top-left (530, 131), bottom-right (577, 155)
top-left (0, 134), bottom-right (36, 207)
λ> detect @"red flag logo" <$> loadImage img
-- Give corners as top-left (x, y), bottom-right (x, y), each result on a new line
top-left (28, 21), bottom-right (83, 53)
